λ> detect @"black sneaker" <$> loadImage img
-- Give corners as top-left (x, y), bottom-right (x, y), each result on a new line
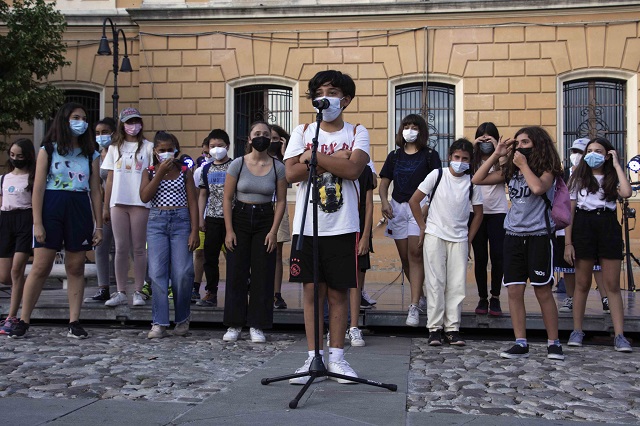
top-left (428, 330), bottom-right (443, 346)
top-left (360, 295), bottom-right (373, 309)
top-left (67, 321), bottom-right (88, 339)
top-left (500, 343), bottom-right (529, 359)
top-left (83, 287), bottom-right (110, 303)
top-left (547, 344), bottom-right (565, 360)
top-left (475, 298), bottom-right (488, 315)
top-left (9, 320), bottom-right (29, 339)
top-left (444, 331), bottom-right (466, 346)
top-left (602, 297), bottom-right (610, 314)
top-left (274, 293), bottom-right (287, 309)
top-left (489, 297), bottom-right (502, 317)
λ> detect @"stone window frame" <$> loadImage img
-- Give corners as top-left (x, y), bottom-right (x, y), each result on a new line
top-left (557, 69), bottom-right (638, 172)
top-left (387, 74), bottom-right (464, 155)
top-left (33, 82), bottom-right (106, 147)
top-left (225, 76), bottom-right (299, 156)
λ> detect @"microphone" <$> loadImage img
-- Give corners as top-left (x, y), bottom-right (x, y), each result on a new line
top-left (312, 98), bottom-right (330, 110)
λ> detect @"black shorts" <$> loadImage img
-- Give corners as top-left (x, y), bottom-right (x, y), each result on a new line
top-left (0, 209), bottom-right (33, 257)
top-left (573, 209), bottom-right (623, 260)
top-left (554, 235), bottom-right (574, 273)
top-left (503, 234), bottom-right (554, 286)
top-left (358, 252), bottom-right (371, 272)
top-left (33, 190), bottom-right (94, 252)
top-left (289, 232), bottom-right (358, 289)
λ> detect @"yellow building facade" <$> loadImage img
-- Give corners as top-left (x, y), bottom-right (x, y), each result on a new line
top-left (5, 0), bottom-right (640, 233)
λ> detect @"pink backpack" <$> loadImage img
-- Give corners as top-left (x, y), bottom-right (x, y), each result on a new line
top-left (542, 177), bottom-right (571, 232)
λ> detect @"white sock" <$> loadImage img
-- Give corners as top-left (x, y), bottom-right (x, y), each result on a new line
top-left (308, 350), bottom-right (323, 358)
top-left (328, 347), bottom-right (344, 363)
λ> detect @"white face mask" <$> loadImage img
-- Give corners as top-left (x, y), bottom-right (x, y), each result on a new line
top-left (314, 97), bottom-right (344, 122)
top-left (450, 161), bottom-right (470, 174)
top-left (570, 152), bottom-right (582, 167)
top-left (157, 151), bottom-right (175, 162)
top-left (210, 147), bottom-right (228, 161)
top-left (402, 129), bottom-right (418, 143)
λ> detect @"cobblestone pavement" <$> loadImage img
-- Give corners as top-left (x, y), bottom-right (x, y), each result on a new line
top-left (408, 338), bottom-right (640, 424)
top-left (0, 326), bottom-right (299, 403)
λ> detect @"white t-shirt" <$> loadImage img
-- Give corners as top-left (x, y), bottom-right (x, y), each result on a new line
top-left (571, 175), bottom-right (617, 211)
top-left (477, 165), bottom-right (508, 214)
top-left (284, 122), bottom-right (370, 237)
top-left (101, 140), bottom-right (154, 208)
top-left (418, 168), bottom-right (483, 242)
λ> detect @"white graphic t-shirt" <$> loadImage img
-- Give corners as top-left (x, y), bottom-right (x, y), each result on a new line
top-left (101, 140), bottom-right (154, 208)
top-left (284, 122), bottom-right (370, 237)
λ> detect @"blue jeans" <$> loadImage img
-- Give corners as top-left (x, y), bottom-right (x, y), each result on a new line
top-left (147, 208), bottom-right (194, 326)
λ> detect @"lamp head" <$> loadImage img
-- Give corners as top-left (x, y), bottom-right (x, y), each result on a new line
top-left (97, 36), bottom-right (112, 55)
top-left (627, 155), bottom-right (640, 173)
top-left (120, 56), bottom-right (133, 72)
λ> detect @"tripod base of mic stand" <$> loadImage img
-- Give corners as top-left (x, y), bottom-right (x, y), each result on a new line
top-left (261, 354), bottom-right (398, 409)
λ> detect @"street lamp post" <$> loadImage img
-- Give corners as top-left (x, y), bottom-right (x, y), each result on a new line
top-left (97, 18), bottom-right (133, 120)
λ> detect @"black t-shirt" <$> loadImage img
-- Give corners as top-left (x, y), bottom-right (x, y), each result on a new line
top-left (379, 147), bottom-right (441, 203)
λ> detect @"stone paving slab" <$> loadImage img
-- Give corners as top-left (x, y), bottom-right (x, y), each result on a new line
top-left (0, 326), bottom-right (639, 425)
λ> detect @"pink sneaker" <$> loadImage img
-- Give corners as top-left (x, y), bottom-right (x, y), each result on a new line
top-left (0, 316), bottom-right (19, 335)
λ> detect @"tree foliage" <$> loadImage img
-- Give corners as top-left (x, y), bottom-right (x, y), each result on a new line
top-left (0, 0), bottom-right (70, 137)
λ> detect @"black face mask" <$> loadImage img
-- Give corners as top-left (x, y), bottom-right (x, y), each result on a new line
top-left (251, 136), bottom-right (271, 152)
top-left (9, 158), bottom-right (27, 169)
top-left (268, 141), bottom-right (282, 156)
top-left (516, 147), bottom-right (533, 160)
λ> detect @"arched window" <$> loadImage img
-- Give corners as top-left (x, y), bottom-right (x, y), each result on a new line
top-left (44, 89), bottom-right (101, 135)
top-left (563, 79), bottom-right (626, 165)
top-left (233, 85), bottom-right (292, 157)
top-left (395, 82), bottom-right (455, 164)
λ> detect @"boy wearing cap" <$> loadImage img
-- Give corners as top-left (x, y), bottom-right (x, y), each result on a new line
top-left (102, 107), bottom-right (155, 308)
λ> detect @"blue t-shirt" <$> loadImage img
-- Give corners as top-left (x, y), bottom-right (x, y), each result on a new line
top-left (379, 147), bottom-right (441, 203)
top-left (44, 144), bottom-right (99, 192)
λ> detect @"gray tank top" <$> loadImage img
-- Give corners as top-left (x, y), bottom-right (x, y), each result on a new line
top-left (504, 173), bottom-right (555, 236)
top-left (227, 156), bottom-right (286, 204)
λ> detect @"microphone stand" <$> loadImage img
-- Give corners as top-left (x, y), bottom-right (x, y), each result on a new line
top-left (261, 106), bottom-right (397, 409)
top-left (622, 180), bottom-right (640, 292)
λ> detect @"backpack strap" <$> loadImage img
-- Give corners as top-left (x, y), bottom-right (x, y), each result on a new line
top-left (429, 168), bottom-right (444, 205)
top-left (0, 173), bottom-right (5, 197)
top-left (202, 162), bottom-right (213, 201)
top-left (541, 179), bottom-right (555, 237)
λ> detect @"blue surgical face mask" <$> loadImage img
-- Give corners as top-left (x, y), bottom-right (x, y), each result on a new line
top-left (314, 97), bottom-right (344, 122)
top-left (70, 120), bottom-right (88, 136)
top-left (584, 152), bottom-right (605, 169)
top-left (450, 161), bottom-right (470, 174)
top-left (96, 135), bottom-right (112, 149)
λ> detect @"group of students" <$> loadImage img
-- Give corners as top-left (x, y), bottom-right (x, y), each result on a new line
top-left (379, 115), bottom-right (633, 359)
top-left (0, 69), bottom-right (633, 387)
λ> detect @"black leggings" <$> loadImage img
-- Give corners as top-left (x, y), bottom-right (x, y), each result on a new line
top-left (470, 213), bottom-right (506, 298)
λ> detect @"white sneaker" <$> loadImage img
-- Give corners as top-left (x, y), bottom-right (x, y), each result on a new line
top-left (418, 296), bottom-right (427, 310)
top-left (289, 356), bottom-right (327, 385)
top-left (406, 304), bottom-right (421, 327)
top-left (361, 290), bottom-right (377, 305)
top-left (133, 291), bottom-right (147, 306)
top-left (348, 327), bottom-right (365, 347)
top-left (223, 327), bottom-right (241, 342)
top-left (147, 324), bottom-right (167, 339)
top-left (173, 320), bottom-right (190, 337)
top-left (250, 327), bottom-right (266, 343)
top-left (328, 359), bottom-right (359, 384)
top-left (105, 291), bottom-right (127, 307)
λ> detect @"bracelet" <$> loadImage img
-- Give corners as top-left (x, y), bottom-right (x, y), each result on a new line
top-left (565, 243), bottom-right (572, 246)
top-left (95, 228), bottom-right (103, 230)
